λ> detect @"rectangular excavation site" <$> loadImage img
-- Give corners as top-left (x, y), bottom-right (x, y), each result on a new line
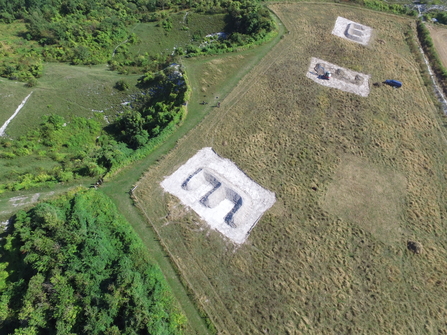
top-left (160, 147), bottom-right (276, 244)
top-left (306, 57), bottom-right (371, 97)
top-left (332, 17), bottom-right (373, 46)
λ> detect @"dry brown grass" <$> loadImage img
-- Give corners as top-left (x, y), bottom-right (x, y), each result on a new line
top-left (135, 4), bottom-right (447, 334)
top-left (322, 155), bottom-right (406, 244)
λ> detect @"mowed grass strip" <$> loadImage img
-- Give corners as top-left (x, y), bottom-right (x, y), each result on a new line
top-left (135, 3), bottom-right (447, 334)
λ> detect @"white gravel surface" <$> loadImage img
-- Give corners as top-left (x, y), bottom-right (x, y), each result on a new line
top-left (306, 57), bottom-right (371, 97)
top-left (332, 17), bottom-right (372, 46)
top-left (0, 91), bottom-right (33, 137)
top-left (161, 147), bottom-right (276, 244)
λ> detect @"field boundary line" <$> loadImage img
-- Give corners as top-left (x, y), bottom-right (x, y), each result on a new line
top-left (0, 91), bottom-right (33, 137)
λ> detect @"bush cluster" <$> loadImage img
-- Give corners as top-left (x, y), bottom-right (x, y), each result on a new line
top-left (0, 0), bottom-right (276, 71)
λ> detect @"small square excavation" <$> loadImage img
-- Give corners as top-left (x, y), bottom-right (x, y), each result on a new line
top-left (160, 147), bottom-right (276, 244)
top-left (332, 17), bottom-right (372, 46)
top-left (306, 57), bottom-right (371, 97)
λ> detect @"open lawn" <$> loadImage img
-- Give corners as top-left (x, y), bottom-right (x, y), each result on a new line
top-left (134, 3), bottom-right (447, 334)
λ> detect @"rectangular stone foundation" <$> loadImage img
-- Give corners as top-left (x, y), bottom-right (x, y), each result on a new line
top-left (332, 16), bottom-right (373, 46)
top-left (160, 147), bottom-right (276, 244)
top-left (306, 57), bottom-right (371, 97)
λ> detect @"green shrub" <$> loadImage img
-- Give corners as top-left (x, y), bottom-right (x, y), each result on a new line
top-left (25, 77), bottom-right (37, 87)
top-left (0, 190), bottom-right (185, 334)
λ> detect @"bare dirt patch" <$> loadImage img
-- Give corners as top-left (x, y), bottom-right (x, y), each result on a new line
top-left (321, 156), bottom-right (406, 244)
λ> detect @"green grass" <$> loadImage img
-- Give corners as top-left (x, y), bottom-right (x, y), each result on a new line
top-left (129, 12), bottom-right (227, 58)
top-left (0, 21), bottom-right (40, 62)
top-left (133, 3), bottom-right (447, 334)
top-left (1, 63), bottom-right (141, 138)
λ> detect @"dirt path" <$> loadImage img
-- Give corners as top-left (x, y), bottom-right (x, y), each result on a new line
top-left (0, 91), bottom-right (33, 137)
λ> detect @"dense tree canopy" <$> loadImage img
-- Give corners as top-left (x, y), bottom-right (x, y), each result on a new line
top-left (0, 189), bottom-right (185, 334)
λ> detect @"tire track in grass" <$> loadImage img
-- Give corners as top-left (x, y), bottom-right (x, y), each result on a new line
top-left (0, 91), bottom-right (33, 137)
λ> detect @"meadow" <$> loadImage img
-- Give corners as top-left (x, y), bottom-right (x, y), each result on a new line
top-left (128, 12), bottom-right (227, 58)
top-left (0, 63), bottom-right (143, 138)
top-left (135, 3), bottom-right (447, 334)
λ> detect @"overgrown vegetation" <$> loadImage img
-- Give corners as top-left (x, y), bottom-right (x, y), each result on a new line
top-left (0, 0), bottom-right (275, 81)
top-left (0, 64), bottom-right (189, 193)
top-left (0, 189), bottom-right (185, 334)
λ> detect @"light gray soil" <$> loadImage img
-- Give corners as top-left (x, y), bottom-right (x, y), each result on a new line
top-left (331, 16), bottom-right (372, 46)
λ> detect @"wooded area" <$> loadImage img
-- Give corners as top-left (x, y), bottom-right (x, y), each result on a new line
top-left (0, 0), bottom-right (275, 79)
top-left (0, 189), bottom-right (185, 334)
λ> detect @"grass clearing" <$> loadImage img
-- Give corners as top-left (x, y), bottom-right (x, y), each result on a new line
top-left (426, 23), bottom-right (447, 69)
top-left (134, 4), bottom-right (447, 334)
top-left (129, 12), bottom-right (227, 58)
top-left (321, 155), bottom-right (407, 244)
top-left (1, 63), bottom-right (141, 138)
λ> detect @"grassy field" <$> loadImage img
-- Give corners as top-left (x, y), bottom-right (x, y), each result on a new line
top-left (129, 12), bottom-right (227, 58)
top-left (0, 63), bottom-right (143, 138)
top-left (134, 3), bottom-right (447, 334)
